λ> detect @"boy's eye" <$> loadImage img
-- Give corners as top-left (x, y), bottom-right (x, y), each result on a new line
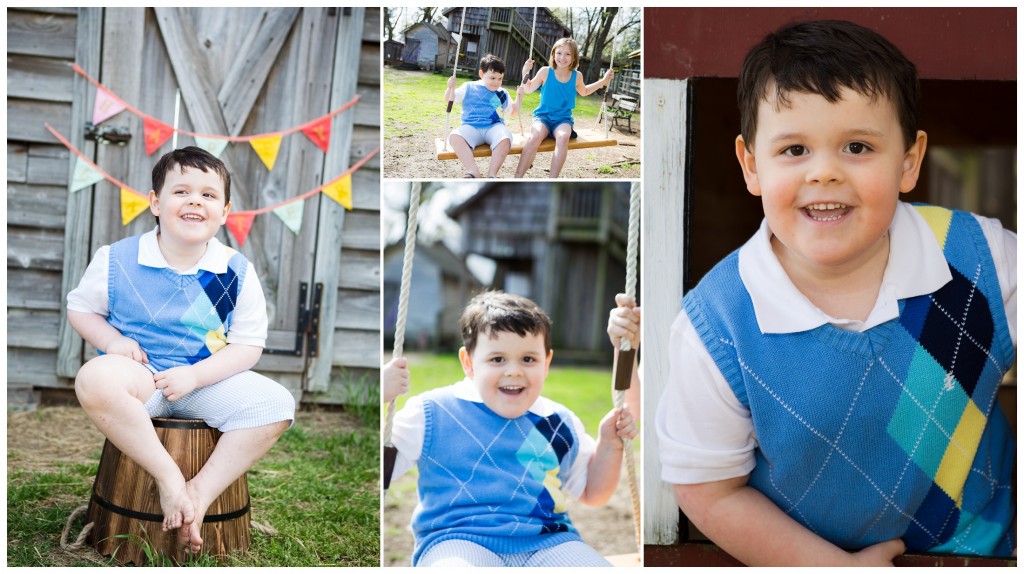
top-left (490, 357), bottom-right (505, 364)
top-left (522, 356), bottom-right (535, 363)
top-left (782, 145), bottom-right (806, 157)
top-left (844, 142), bottom-right (871, 154)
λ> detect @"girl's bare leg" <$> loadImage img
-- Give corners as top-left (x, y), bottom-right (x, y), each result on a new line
top-left (515, 123), bottom-right (550, 178)
top-left (548, 123), bottom-right (574, 178)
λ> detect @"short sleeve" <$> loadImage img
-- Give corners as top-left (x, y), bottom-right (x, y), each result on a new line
top-left (561, 410), bottom-right (596, 499)
top-left (389, 394), bottom-right (426, 483)
top-left (67, 245), bottom-right (111, 316)
top-left (453, 82), bottom-right (467, 104)
top-left (656, 308), bottom-right (758, 484)
top-left (974, 213), bottom-right (1016, 346)
top-left (225, 261), bottom-right (268, 347)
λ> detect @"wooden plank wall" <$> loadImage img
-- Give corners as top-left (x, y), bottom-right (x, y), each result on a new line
top-left (7, 8), bottom-right (82, 404)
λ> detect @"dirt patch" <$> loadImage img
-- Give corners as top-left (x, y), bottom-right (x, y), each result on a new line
top-left (382, 457), bottom-right (642, 566)
top-left (383, 70), bottom-right (641, 180)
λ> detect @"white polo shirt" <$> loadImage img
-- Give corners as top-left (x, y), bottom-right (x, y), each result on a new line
top-left (657, 202), bottom-right (1017, 485)
top-left (67, 227), bottom-right (268, 347)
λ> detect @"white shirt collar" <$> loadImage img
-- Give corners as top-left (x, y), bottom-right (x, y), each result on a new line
top-left (452, 377), bottom-right (554, 417)
top-left (138, 227), bottom-right (231, 274)
top-left (738, 201), bottom-right (952, 334)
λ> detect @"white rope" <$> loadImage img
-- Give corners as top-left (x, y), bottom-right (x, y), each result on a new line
top-left (602, 9), bottom-right (621, 139)
top-left (518, 7), bottom-right (538, 137)
top-left (615, 181), bottom-right (642, 553)
top-left (383, 182), bottom-right (422, 448)
top-left (443, 8), bottom-right (467, 152)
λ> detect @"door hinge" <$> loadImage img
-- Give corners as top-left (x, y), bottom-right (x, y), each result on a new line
top-left (264, 282), bottom-right (324, 357)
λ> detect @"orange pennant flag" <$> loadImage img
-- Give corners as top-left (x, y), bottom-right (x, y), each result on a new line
top-left (225, 213), bottom-right (257, 246)
top-left (321, 174), bottom-right (352, 209)
top-left (249, 135), bottom-right (283, 171)
top-left (301, 116), bottom-right (332, 153)
top-left (120, 188), bottom-right (150, 225)
top-left (144, 116), bottom-right (174, 155)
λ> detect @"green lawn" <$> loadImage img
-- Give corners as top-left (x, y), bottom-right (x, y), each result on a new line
top-left (7, 407), bottom-right (380, 567)
top-left (384, 67), bottom-right (609, 142)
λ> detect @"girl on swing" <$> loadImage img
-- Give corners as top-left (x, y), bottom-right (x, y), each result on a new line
top-left (514, 38), bottom-right (614, 178)
top-left (386, 291), bottom-right (638, 567)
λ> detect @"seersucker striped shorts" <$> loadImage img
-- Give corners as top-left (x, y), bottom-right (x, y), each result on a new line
top-left (143, 369), bottom-right (296, 432)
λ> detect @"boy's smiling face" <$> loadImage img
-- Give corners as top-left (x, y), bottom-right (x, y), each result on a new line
top-left (149, 165), bottom-right (230, 250)
top-left (736, 87), bottom-right (927, 276)
top-left (459, 328), bottom-right (552, 419)
top-left (479, 69), bottom-right (504, 92)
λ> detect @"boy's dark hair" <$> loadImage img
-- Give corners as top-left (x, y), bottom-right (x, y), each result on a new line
top-left (151, 146), bottom-right (231, 202)
top-left (460, 291), bottom-right (551, 354)
top-left (738, 20), bottom-right (920, 150)
top-left (479, 54), bottom-right (505, 75)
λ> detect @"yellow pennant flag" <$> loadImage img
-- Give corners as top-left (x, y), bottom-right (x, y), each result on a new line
top-left (249, 135), bottom-right (283, 171)
top-left (322, 174), bottom-right (352, 209)
top-left (121, 188), bottom-right (150, 225)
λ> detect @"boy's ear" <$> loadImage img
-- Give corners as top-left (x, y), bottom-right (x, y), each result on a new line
top-left (735, 135), bottom-right (761, 197)
top-left (221, 201), bottom-right (232, 222)
top-left (544, 349), bottom-right (553, 370)
top-left (148, 190), bottom-right (160, 217)
top-left (899, 130), bottom-right (928, 194)
top-left (458, 347), bottom-right (474, 378)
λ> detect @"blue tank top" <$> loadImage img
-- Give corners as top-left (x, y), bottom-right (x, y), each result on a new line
top-left (533, 69), bottom-right (576, 126)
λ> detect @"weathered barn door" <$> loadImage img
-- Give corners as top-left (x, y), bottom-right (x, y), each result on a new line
top-left (56, 7), bottom-right (375, 397)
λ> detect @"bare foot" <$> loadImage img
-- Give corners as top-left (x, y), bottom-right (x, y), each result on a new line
top-left (157, 477), bottom-right (195, 532)
top-left (179, 482), bottom-right (210, 553)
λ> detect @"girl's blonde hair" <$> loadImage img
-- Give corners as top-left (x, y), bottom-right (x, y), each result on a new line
top-left (548, 37), bottom-right (580, 71)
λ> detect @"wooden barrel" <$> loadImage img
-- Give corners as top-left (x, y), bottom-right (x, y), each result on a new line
top-left (85, 418), bottom-right (250, 565)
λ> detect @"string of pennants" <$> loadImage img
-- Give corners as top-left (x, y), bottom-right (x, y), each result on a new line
top-left (46, 122), bottom-right (380, 247)
top-left (72, 63), bottom-right (359, 170)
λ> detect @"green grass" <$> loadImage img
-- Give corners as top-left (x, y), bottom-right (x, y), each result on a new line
top-left (399, 352), bottom-right (614, 433)
top-left (384, 68), bottom-right (609, 142)
top-left (6, 408), bottom-right (380, 567)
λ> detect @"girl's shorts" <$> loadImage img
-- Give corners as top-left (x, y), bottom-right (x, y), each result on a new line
top-left (144, 369), bottom-right (296, 432)
top-left (449, 123), bottom-right (512, 150)
top-left (532, 116), bottom-right (577, 139)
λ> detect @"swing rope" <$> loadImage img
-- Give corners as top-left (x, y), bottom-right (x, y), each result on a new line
top-left (613, 181), bottom-right (642, 553)
top-left (517, 7), bottom-right (538, 137)
top-left (600, 10), bottom-right (621, 139)
top-left (383, 182), bottom-right (422, 489)
top-left (443, 8), bottom-right (468, 152)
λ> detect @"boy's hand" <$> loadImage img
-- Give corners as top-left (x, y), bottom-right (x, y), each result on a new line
top-left (106, 335), bottom-right (149, 364)
top-left (850, 538), bottom-right (904, 566)
top-left (517, 84), bottom-right (525, 97)
top-left (153, 366), bottom-right (200, 402)
top-left (598, 406), bottom-right (638, 444)
top-left (607, 293), bottom-right (640, 349)
top-left (382, 357), bottom-right (410, 403)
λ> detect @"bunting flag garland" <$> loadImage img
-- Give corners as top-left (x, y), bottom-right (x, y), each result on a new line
top-left (273, 200), bottom-right (305, 235)
top-left (321, 174), bottom-right (352, 209)
top-left (45, 123), bottom-right (378, 246)
top-left (193, 135), bottom-right (229, 158)
top-left (301, 116), bottom-right (332, 153)
top-left (70, 157), bottom-right (105, 193)
top-left (226, 213), bottom-right (257, 246)
top-left (144, 116), bottom-right (174, 155)
top-left (70, 63), bottom-right (359, 170)
top-left (120, 187), bottom-right (151, 225)
top-left (249, 135), bottom-right (283, 171)
top-left (93, 85), bottom-right (127, 125)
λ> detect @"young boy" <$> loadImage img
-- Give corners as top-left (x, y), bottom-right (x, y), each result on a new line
top-left (655, 20), bottom-right (1015, 565)
top-left (443, 54), bottom-right (522, 178)
top-left (67, 147), bottom-right (295, 553)
top-left (389, 291), bottom-right (637, 566)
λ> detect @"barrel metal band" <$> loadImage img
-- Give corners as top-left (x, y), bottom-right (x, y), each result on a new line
top-left (151, 418), bottom-right (214, 430)
top-left (90, 491), bottom-right (250, 523)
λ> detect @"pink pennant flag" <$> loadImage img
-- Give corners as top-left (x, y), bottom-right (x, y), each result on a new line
top-left (93, 86), bottom-right (127, 125)
top-left (225, 213), bottom-right (257, 246)
top-left (144, 116), bottom-right (174, 155)
top-left (301, 116), bottom-right (332, 153)
top-left (120, 188), bottom-right (150, 225)
top-left (321, 174), bottom-right (352, 209)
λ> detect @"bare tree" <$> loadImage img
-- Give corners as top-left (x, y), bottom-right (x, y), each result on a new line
top-left (384, 7), bottom-right (403, 41)
top-left (420, 7), bottom-right (437, 23)
top-left (583, 8), bottom-right (617, 84)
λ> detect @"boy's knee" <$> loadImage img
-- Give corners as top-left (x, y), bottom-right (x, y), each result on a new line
top-left (75, 355), bottom-right (154, 404)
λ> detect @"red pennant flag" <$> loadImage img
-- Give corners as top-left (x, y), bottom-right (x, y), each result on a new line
top-left (144, 116), bottom-right (174, 155)
top-left (301, 116), bottom-right (332, 153)
top-left (225, 213), bottom-right (256, 246)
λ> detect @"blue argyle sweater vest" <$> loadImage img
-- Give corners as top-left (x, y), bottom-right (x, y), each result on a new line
top-left (461, 81), bottom-right (509, 128)
top-left (684, 206), bottom-right (1015, 556)
top-left (107, 235), bottom-right (248, 372)
top-left (411, 385), bottom-right (584, 565)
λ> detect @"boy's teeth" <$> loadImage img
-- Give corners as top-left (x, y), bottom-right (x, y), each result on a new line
top-left (804, 203), bottom-right (850, 222)
top-left (806, 203), bottom-right (847, 210)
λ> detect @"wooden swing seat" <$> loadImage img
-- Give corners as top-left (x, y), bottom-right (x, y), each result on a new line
top-left (435, 129), bottom-right (617, 160)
